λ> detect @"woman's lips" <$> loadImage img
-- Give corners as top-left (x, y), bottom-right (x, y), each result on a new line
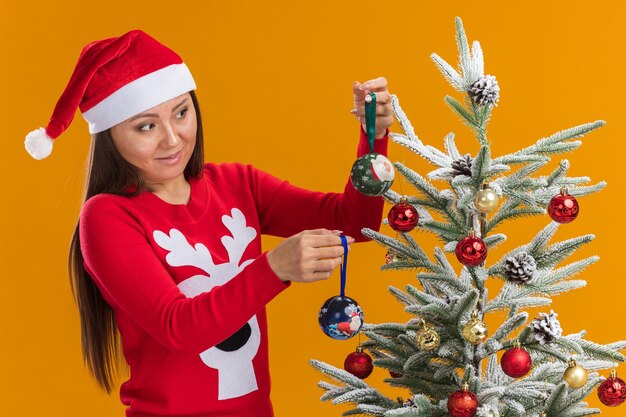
top-left (157, 150), bottom-right (182, 164)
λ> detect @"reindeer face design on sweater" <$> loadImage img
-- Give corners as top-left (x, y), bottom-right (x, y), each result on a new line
top-left (153, 208), bottom-right (259, 400)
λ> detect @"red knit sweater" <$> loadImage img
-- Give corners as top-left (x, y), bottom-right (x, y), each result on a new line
top-left (79, 128), bottom-right (388, 417)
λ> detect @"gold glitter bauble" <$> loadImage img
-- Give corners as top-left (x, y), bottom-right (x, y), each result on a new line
top-left (474, 186), bottom-right (499, 213)
top-left (416, 325), bottom-right (441, 351)
top-left (461, 310), bottom-right (488, 345)
top-left (563, 359), bottom-right (588, 388)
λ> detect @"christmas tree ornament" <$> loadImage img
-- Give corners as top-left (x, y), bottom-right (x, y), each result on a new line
top-left (501, 341), bottom-right (532, 378)
top-left (504, 252), bottom-right (537, 284)
top-left (318, 296), bottom-right (363, 340)
top-left (597, 369), bottom-right (626, 407)
top-left (548, 188), bottom-right (579, 224)
top-left (531, 310), bottom-right (563, 345)
top-left (456, 231), bottom-right (488, 266)
top-left (563, 359), bottom-right (588, 388)
top-left (474, 184), bottom-right (499, 213)
top-left (539, 412), bottom-right (547, 417)
top-left (416, 319), bottom-right (441, 351)
top-left (385, 250), bottom-right (405, 264)
top-left (468, 74), bottom-right (500, 107)
top-left (389, 370), bottom-right (403, 378)
top-left (350, 153), bottom-right (395, 196)
top-left (451, 154), bottom-right (473, 177)
top-left (344, 346), bottom-right (373, 379)
top-left (318, 235), bottom-right (364, 340)
top-left (350, 93), bottom-right (394, 196)
top-left (388, 197), bottom-right (419, 232)
top-left (447, 383), bottom-right (479, 417)
top-left (462, 310), bottom-right (488, 345)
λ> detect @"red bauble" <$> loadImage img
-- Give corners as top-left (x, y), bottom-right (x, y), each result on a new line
top-left (455, 234), bottom-right (488, 266)
top-left (447, 386), bottom-right (478, 417)
top-left (598, 370), bottom-right (626, 407)
top-left (548, 189), bottom-right (579, 224)
top-left (388, 201), bottom-right (419, 232)
top-left (501, 346), bottom-right (532, 378)
top-left (344, 348), bottom-right (373, 379)
top-left (389, 370), bottom-right (403, 378)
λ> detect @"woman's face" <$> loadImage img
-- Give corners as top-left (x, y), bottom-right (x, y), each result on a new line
top-left (110, 92), bottom-right (197, 187)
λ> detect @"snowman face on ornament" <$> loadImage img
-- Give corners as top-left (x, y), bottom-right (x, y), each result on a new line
top-left (371, 155), bottom-right (394, 182)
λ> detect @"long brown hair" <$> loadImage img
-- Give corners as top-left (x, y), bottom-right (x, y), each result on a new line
top-left (68, 90), bottom-right (205, 393)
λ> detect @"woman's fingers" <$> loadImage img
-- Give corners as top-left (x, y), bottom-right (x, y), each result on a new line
top-left (268, 229), bottom-right (355, 283)
top-left (314, 244), bottom-right (349, 259)
top-left (352, 91), bottom-right (391, 111)
top-left (297, 228), bottom-right (337, 235)
top-left (306, 257), bottom-right (343, 277)
top-left (352, 77), bottom-right (393, 137)
top-left (294, 257), bottom-right (341, 283)
top-left (300, 241), bottom-right (352, 266)
top-left (364, 90), bottom-right (392, 103)
top-left (307, 270), bottom-right (335, 282)
top-left (352, 106), bottom-right (393, 118)
top-left (302, 235), bottom-right (351, 281)
top-left (352, 81), bottom-right (366, 101)
top-left (358, 76), bottom-right (388, 92)
top-left (300, 231), bottom-right (355, 247)
top-left (352, 92), bottom-right (393, 118)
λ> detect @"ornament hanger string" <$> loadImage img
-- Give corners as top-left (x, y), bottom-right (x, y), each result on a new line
top-left (339, 234), bottom-right (349, 299)
top-left (365, 92), bottom-right (376, 153)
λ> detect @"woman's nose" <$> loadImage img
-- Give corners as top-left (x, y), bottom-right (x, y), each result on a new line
top-left (163, 123), bottom-right (181, 147)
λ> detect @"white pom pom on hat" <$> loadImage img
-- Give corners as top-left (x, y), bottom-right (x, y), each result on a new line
top-left (25, 128), bottom-right (54, 160)
top-left (24, 29), bottom-right (196, 160)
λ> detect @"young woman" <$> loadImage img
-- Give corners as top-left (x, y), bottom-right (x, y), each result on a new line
top-left (24, 29), bottom-right (392, 417)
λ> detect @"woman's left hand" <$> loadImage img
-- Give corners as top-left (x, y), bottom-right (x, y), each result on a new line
top-left (352, 77), bottom-right (393, 139)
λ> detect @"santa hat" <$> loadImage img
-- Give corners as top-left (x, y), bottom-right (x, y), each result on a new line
top-left (25, 29), bottom-right (196, 160)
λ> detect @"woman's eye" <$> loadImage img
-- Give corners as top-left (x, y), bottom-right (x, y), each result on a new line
top-left (138, 123), bottom-right (155, 132)
top-left (176, 108), bottom-right (188, 119)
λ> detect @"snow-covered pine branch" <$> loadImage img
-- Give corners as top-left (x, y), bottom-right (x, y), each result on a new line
top-left (496, 120), bottom-right (605, 160)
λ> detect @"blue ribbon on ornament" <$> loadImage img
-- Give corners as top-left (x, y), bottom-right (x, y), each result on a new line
top-left (365, 92), bottom-right (376, 154)
top-left (339, 234), bottom-right (349, 299)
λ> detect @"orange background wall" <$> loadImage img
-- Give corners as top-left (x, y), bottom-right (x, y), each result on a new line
top-left (1, 1), bottom-right (625, 416)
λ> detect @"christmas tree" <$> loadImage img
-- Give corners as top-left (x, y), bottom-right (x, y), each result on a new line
top-left (310, 17), bottom-right (626, 417)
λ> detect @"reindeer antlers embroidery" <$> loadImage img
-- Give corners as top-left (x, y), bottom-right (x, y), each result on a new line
top-left (153, 208), bottom-right (257, 277)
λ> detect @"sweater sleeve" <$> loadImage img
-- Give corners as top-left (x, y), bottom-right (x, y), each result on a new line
top-left (252, 126), bottom-right (389, 241)
top-left (79, 195), bottom-right (289, 355)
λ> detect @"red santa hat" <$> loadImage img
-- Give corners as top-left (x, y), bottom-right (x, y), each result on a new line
top-left (25, 29), bottom-right (196, 160)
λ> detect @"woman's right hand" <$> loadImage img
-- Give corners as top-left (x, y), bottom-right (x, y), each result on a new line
top-left (266, 229), bottom-right (355, 283)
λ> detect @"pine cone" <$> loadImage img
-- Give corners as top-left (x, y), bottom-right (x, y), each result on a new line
top-left (504, 252), bottom-right (537, 283)
top-left (468, 75), bottom-right (500, 107)
top-left (451, 154), bottom-right (473, 177)
top-left (531, 310), bottom-right (563, 345)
